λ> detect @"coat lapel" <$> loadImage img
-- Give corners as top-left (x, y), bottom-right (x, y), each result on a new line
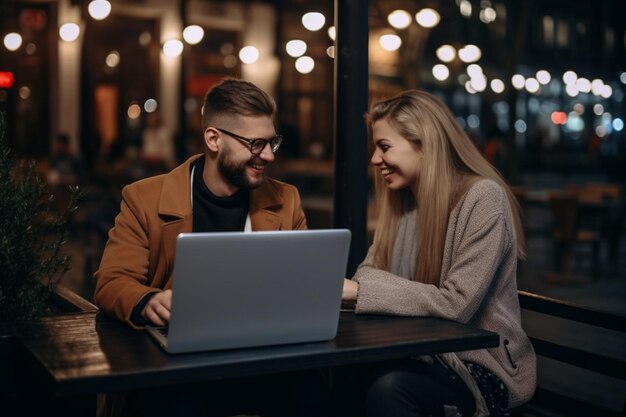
top-left (155, 156), bottom-right (199, 287)
top-left (250, 179), bottom-right (284, 230)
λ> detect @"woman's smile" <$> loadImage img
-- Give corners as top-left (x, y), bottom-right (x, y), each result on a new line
top-left (381, 167), bottom-right (396, 181)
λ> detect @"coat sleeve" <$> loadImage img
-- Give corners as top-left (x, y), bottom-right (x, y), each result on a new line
top-left (353, 194), bottom-right (512, 323)
top-left (93, 185), bottom-right (160, 327)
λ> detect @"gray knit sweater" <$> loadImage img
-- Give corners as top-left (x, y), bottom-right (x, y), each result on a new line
top-left (353, 179), bottom-right (536, 408)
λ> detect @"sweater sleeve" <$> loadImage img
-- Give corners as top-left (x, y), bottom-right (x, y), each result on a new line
top-left (353, 184), bottom-right (512, 323)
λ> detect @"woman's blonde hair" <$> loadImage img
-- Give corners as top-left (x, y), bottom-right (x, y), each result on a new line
top-left (367, 90), bottom-right (525, 286)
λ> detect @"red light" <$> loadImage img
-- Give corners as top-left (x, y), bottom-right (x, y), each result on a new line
top-left (0, 72), bottom-right (14, 89)
top-left (550, 111), bottom-right (567, 125)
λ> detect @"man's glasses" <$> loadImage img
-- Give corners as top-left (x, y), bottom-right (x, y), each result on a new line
top-left (215, 127), bottom-right (282, 156)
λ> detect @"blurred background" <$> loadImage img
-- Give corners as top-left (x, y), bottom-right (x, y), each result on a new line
top-left (1, 0), bottom-right (625, 413)
top-left (1, 0), bottom-right (624, 307)
top-left (1, 0), bottom-right (625, 303)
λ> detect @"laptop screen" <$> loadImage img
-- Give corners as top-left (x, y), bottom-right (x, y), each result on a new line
top-left (150, 229), bottom-right (351, 354)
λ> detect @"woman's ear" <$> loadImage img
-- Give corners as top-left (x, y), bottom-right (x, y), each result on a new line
top-left (204, 128), bottom-right (220, 152)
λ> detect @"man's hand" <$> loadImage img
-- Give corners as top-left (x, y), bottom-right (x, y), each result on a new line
top-left (141, 289), bottom-right (172, 326)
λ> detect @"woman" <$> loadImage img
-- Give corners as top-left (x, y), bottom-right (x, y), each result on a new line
top-left (342, 90), bottom-right (535, 416)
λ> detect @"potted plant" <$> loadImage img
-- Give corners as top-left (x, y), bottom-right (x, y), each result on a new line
top-left (0, 114), bottom-right (96, 400)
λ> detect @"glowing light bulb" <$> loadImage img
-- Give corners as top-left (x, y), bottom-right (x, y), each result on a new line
top-left (3, 33), bottom-right (22, 51)
top-left (163, 39), bottom-right (183, 57)
top-left (59, 23), bottom-right (80, 42)
top-left (286, 40), bottom-right (307, 57)
top-left (88, 0), bottom-right (111, 20)
top-left (379, 34), bottom-right (401, 51)
top-left (302, 12), bottom-right (325, 31)
top-left (415, 8), bottom-right (440, 28)
top-left (295, 56), bottom-right (314, 74)
top-left (388, 10), bottom-right (412, 29)
top-left (239, 46), bottom-right (259, 64)
top-left (183, 25), bottom-right (204, 45)
top-left (436, 45), bottom-right (456, 63)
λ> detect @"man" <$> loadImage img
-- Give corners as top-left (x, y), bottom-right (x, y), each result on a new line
top-left (94, 79), bottom-right (320, 417)
top-left (95, 78), bottom-right (306, 327)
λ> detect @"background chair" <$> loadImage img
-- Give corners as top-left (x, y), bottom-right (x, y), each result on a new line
top-left (576, 184), bottom-right (623, 274)
top-left (547, 191), bottom-right (600, 280)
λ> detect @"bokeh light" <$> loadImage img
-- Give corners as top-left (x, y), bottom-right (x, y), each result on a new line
top-left (490, 79), bottom-right (505, 93)
top-left (286, 40), bottom-right (307, 57)
top-left (479, 7), bottom-right (497, 23)
top-left (379, 34), bottom-right (402, 51)
top-left (388, 10), bottom-right (412, 29)
top-left (302, 12), bottom-right (325, 31)
top-left (459, 0), bottom-right (472, 17)
top-left (511, 74), bottom-right (525, 90)
top-left (515, 120), bottom-right (527, 133)
top-left (183, 25), bottom-right (204, 45)
top-left (163, 39), bottom-right (183, 57)
top-left (3, 33), bottom-right (22, 51)
top-left (59, 23), bottom-right (80, 42)
top-left (239, 46), bottom-right (259, 64)
top-left (105, 51), bottom-right (120, 68)
top-left (436, 45), bottom-right (456, 63)
top-left (127, 103), bottom-right (141, 119)
top-left (551, 111), bottom-right (567, 125)
top-left (415, 8), bottom-right (440, 28)
top-left (458, 44), bottom-right (481, 63)
top-left (144, 99), bottom-right (158, 113)
top-left (19, 86), bottom-right (30, 99)
top-left (525, 78), bottom-right (540, 93)
top-left (432, 64), bottom-right (449, 81)
top-left (562, 70), bottom-right (577, 85)
top-left (88, 0), bottom-right (111, 20)
top-left (295, 56), bottom-right (314, 74)
top-left (536, 70), bottom-right (551, 85)
top-left (327, 26), bottom-right (336, 41)
top-left (575, 77), bottom-right (591, 93)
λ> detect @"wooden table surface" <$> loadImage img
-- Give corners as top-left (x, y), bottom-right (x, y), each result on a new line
top-left (14, 311), bottom-right (499, 396)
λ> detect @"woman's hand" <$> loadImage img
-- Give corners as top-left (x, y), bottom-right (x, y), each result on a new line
top-left (342, 279), bottom-right (358, 304)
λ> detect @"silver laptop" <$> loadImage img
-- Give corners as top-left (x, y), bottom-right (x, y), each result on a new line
top-left (146, 229), bottom-right (351, 354)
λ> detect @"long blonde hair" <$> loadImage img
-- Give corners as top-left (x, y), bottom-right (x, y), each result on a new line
top-left (367, 90), bottom-right (525, 286)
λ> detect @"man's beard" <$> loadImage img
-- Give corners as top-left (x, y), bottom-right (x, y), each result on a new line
top-left (218, 148), bottom-right (264, 190)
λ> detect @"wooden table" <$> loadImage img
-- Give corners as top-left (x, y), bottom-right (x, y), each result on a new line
top-left (11, 311), bottom-right (498, 412)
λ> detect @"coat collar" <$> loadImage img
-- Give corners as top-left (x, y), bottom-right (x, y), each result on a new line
top-left (158, 155), bottom-right (200, 219)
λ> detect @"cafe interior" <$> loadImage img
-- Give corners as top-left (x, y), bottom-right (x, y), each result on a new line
top-left (1, 0), bottom-right (625, 415)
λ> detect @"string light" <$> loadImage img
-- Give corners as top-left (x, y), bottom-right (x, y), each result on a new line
top-left (59, 23), bottom-right (80, 42)
top-left (88, 0), bottom-right (111, 20)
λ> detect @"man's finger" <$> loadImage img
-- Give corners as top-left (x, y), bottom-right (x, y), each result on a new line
top-left (147, 308), bottom-right (166, 327)
top-left (155, 303), bottom-right (171, 322)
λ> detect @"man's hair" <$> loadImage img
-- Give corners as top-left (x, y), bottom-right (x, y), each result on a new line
top-left (201, 79), bottom-right (276, 130)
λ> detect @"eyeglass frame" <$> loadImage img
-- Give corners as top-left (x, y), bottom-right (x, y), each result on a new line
top-left (214, 127), bottom-right (282, 156)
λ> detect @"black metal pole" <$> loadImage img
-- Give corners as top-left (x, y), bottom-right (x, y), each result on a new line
top-left (178, 0), bottom-right (188, 162)
top-left (333, 0), bottom-right (369, 277)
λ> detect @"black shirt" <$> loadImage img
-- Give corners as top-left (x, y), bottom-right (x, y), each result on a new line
top-left (192, 157), bottom-right (250, 232)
